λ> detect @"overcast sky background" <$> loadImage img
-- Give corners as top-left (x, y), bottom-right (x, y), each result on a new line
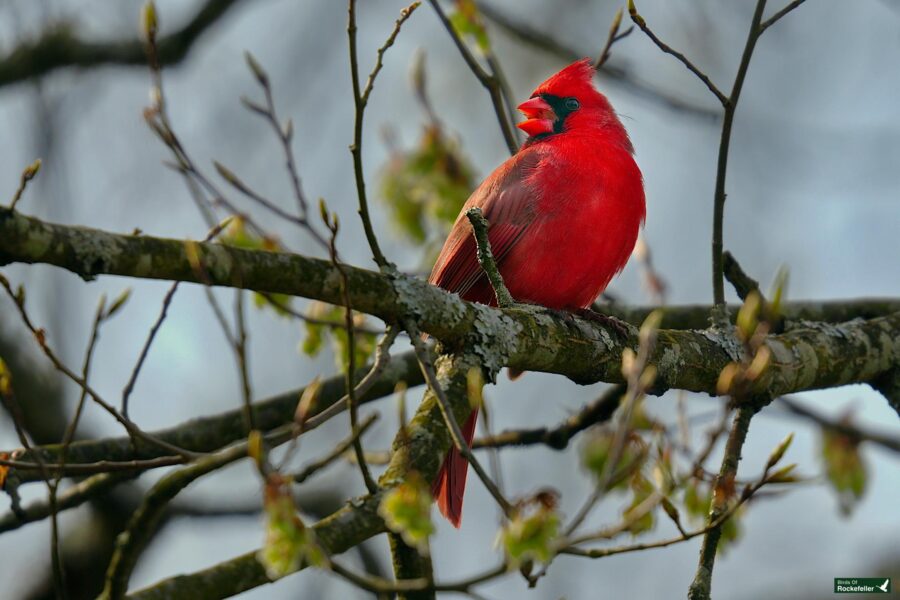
top-left (1, 1), bottom-right (898, 598)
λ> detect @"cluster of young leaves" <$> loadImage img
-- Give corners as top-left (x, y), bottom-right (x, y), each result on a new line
top-left (257, 474), bottom-right (327, 579)
top-left (820, 424), bottom-right (867, 516)
top-left (499, 492), bottom-right (561, 567)
top-left (379, 123), bottom-right (475, 254)
top-left (301, 301), bottom-right (377, 371)
top-left (378, 471), bottom-right (435, 555)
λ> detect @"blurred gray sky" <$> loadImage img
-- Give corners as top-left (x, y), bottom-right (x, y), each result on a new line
top-left (1, 1), bottom-right (898, 598)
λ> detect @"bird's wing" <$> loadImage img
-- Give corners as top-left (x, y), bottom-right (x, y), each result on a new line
top-left (429, 149), bottom-right (541, 299)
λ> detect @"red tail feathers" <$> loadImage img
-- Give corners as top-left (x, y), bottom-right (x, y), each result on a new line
top-left (431, 410), bottom-right (479, 528)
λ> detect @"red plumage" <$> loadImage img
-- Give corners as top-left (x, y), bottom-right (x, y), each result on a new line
top-left (429, 59), bottom-right (646, 527)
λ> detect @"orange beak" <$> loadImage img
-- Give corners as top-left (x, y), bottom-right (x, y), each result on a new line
top-left (516, 96), bottom-right (555, 137)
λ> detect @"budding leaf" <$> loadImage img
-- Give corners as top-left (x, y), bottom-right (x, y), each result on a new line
top-left (736, 291), bottom-right (762, 341)
top-left (258, 476), bottom-right (327, 579)
top-left (764, 432), bottom-right (794, 472)
top-left (821, 427), bottom-right (867, 516)
top-left (623, 474), bottom-right (655, 535)
top-left (378, 472), bottom-right (434, 555)
top-left (500, 504), bottom-right (560, 567)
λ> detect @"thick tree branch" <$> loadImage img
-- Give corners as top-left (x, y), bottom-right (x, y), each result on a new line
top-left (1, 208), bottom-right (899, 400)
top-left (0, 0), bottom-right (243, 89)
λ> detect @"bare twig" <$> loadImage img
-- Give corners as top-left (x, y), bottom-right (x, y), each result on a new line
top-left (627, 0), bottom-right (728, 106)
top-left (478, 2), bottom-right (719, 119)
top-left (473, 384), bottom-right (625, 450)
top-left (348, 1), bottom-right (420, 267)
top-left (292, 413), bottom-right (379, 484)
top-left (760, 0), bottom-right (809, 33)
top-left (710, 0), bottom-right (769, 308)
top-left (687, 405), bottom-right (756, 600)
top-left (324, 207), bottom-right (378, 494)
top-left (594, 8), bottom-right (634, 70)
top-left (8, 159), bottom-right (41, 211)
top-left (0, 275), bottom-right (200, 460)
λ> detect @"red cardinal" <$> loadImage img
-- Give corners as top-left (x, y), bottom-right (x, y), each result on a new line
top-left (428, 59), bottom-right (646, 527)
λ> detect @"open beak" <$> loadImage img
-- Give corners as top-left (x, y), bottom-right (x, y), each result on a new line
top-left (516, 96), bottom-right (556, 137)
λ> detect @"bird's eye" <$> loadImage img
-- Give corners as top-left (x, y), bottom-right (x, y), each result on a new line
top-left (564, 98), bottom-right (580, 111)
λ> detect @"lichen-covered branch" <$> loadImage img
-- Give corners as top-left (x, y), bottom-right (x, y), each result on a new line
top-left (2, 208), bottom-right (898, 399)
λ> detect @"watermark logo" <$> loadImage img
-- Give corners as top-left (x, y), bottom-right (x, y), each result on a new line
top-left (834, 578), bottom-right (891, 594)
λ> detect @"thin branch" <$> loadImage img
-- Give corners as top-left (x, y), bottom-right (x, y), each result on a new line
top-left (348, 1), bottom-right (420, 268)
top-left (292, 413), bottom-right (379, 484)
top-left (594, 8), bottom-right (634, 70)
top-left (687, 405), bottom-right (757, 600)
top-left (427, 0), bottom-right (519, 155)
top-left (710, 0), bottom-right (769, 308)
top-left (0, 274), bottom-right (200, 460)
top-left (0, 472), bottom-right (135, 534)
top-left (627, 0), bottom-right (728, 106)
top-left (473, 384), bottom-right (624, 450)
top-left (5, 348), bottom-right (425, 486)
top-left (777, 396), bottom-right (900, 453)
top-left (759, 0), bottom-right (809, 33)
top-left (478, 2), bottom-right (719, 119)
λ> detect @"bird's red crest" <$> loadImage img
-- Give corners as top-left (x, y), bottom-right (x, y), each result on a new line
top-left (532, 58), bottom-right (596, 97)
